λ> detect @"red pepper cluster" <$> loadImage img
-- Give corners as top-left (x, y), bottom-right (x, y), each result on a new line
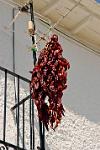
top-left (30, 34), bottom-right (70, 130)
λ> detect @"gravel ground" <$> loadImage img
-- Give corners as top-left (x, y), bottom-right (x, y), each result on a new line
top-left (0, 74), bottom-right (100, 150)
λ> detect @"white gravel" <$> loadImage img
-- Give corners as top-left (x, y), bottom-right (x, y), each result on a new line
top-left (0, 74), bottom-right (100, 150)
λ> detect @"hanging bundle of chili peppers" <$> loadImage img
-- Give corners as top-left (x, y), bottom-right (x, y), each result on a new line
top-left (30, 34), bottom-right (70, 130)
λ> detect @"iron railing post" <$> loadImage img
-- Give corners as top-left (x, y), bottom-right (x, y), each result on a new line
top-left (3, 70), bottom-right (7, 142)
top-left (17, 76), bottom-right (20, 147)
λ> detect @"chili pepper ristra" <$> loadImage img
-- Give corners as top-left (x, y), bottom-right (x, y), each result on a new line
top-left (30, 34), bottom-right (70, 130)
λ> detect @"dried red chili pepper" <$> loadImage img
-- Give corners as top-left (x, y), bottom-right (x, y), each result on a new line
top-left (30, 34), bottom-right (70, 130)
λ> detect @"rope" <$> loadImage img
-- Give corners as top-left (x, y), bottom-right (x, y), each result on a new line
top-left (6, 0), bottom-right (22, 7)
top-left (8, 11), bottom-right (21, 29)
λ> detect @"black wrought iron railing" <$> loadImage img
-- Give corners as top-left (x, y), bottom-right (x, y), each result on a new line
top-left (0, 66), bottom-right (46, 150)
